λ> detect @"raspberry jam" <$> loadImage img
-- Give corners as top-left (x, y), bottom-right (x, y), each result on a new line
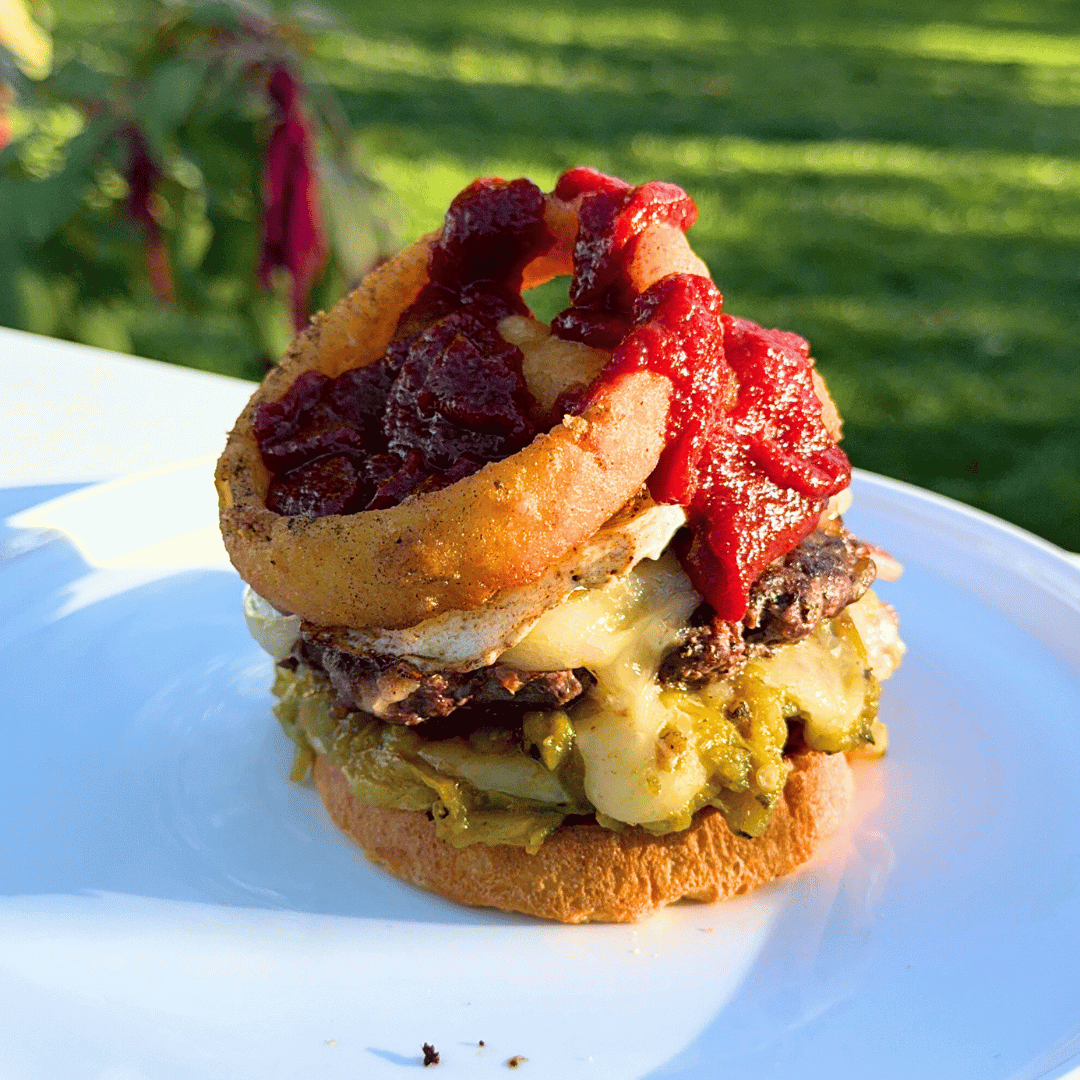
top-left (255, 167), bottom-right (850, 620)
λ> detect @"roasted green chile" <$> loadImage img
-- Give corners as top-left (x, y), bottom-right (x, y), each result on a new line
top-left (271, 610), bottom-right (882, 849)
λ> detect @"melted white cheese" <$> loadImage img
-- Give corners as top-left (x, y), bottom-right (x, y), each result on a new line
top-left (248, 545), bottom-right (897, 825)
top-left (503, 551), bottom-right (707, 824)
top-left (846, 589), bottom-right (906, 679)
top-left (503, 561), bottom-right (899, 825)
top-left (243, 587), bottom-right (301, 660)
top-left (745, 621), bottom-right (867, 749)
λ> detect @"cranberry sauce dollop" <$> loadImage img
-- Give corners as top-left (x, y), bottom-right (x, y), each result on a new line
top-left (255, 177), bottom-right (553, 517)
top-left (570, 271), bottom-right (848, 620)
top-left (550, 167), bottom-right (698, 349)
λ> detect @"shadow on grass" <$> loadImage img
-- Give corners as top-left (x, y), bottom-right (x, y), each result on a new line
top-left (846, 418), bottom-right (1080, 550)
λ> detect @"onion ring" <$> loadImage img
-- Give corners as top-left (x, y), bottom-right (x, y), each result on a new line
top-left (215, 190), bottom-right (713, 629)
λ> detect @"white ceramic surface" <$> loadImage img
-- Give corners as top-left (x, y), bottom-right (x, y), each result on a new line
top-left (0, 326), bottom-right (254, 486)
top-left (1, 465), bottom-right (1079, 1080)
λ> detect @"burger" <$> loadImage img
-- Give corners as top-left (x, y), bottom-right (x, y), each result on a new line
top-left (216, 167), bottom-right (904, 923)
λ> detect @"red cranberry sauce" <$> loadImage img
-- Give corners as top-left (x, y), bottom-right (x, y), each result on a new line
top-left (577, 269), bottom-right (849, 621)
top-left (634, 295), bottom-right (848, 619)
top-left (550, 166), bottom-right (698, 349)
top-left (256, 178), bottom-right (553, 516)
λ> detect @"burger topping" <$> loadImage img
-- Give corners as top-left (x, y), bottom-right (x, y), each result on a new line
top-left (255, 178), bottom-right (557, 517)
top-left (243, 520), bottom-right (879, 724)
top-left (270, 588), bottom-right (895, 848)
top-left (294, 636), bottom-right (593, 727)
top-left (241, 497), bottom-right (686, 672)
top-left (496, 314), bottom-right (609, 419)
top-left (498, 552), bottom-right (881, 827)
top-left (577, 276), bottom-right (849, 621)
top-left (546, 167), bottom-right (850, 621)
top-left (254, 304), bottom-right (540, 516)
top-left (659, 528), bottom-right (876, 687)
top-left (254, 167), bottom-right (849, 624)
top-left (549, 167), bottom-right (699, 348)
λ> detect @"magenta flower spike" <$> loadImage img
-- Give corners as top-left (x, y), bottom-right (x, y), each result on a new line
top-left (260, 65), bottom-right (329, 332)
top-left (125, 125), bottom-right (174, 304)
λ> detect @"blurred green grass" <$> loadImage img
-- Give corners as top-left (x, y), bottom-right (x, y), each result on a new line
top-left (12, 0), bottom-right (1080, 551)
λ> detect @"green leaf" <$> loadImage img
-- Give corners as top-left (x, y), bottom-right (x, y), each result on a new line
top-left (0, 248), bottom-right (30, 328)
top-left (47, 58), bottom-right (116, 103)
top-left (247, 285), bottom-right (294, 362)
top-left (73, 304), bottom-right (134, 353)
top-left (186, 119), bottom-right (260, 196)
top-left (138, 57), bottom-right (208, 154)
top-left (200, 213), bottom-right (260, 277)
top-left (17, 117), bottom-right (121, 242)
top-left (11, 268), bottom-right (62, 336)
top-left (185, 2), bottom-right (243, 30)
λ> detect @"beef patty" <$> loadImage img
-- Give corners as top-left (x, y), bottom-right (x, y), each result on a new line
top-left (295, 526), bottom-right (878, 725)
top-left (659, 527), bottom-right (876, 688)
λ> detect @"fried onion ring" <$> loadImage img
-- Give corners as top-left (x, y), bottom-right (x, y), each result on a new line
top-left (216, 190), bottom-right (714, 630)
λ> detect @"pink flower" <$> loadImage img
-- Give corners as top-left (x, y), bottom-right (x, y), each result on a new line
top-left (125, 125), bottom-right (174, 304)
top-left (0, 82), bottom-right (11, 150)
top-left (259, 65), bottom-right (328, 331)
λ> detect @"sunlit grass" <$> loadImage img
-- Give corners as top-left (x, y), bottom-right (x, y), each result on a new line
top-left (323, 36), bottom-right (649, 94)
top-left (359, 5), bottom-right (738, 50)
top-left (626, 134), bottom-right (1080, 189)
top-left (865, 22), bottom-right (1080, 66)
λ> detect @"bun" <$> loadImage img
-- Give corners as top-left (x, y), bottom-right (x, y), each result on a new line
top-left (313, 750), bottom-right (854, 923)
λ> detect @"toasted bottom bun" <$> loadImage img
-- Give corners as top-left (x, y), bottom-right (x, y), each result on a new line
top-left (313, 750), bottom-right (854, 923)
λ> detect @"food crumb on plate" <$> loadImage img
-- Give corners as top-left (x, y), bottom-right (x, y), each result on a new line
top-left (506, 1056), bottom-right (528, 1068)
top-left (422, 1043), bottom-right (440, 1067)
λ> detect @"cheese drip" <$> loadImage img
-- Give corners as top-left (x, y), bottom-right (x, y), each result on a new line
top-left (502, 556), bottom-right (884, 827)
top-left (503, 552), bottom-right (704, 825)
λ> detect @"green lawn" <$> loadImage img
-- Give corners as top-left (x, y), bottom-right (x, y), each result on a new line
top-left (9, 0), bottom-right (1080, 550)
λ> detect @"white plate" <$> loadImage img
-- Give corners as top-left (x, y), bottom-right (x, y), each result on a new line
top-left (2, 466), bottom-right (1079, 1080)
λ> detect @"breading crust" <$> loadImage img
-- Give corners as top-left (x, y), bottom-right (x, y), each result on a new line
top-left (216, 229), bottom-right (672, 631)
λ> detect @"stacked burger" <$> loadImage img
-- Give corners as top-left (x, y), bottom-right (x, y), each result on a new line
top-left (216, 168), bottom-right (904, 923)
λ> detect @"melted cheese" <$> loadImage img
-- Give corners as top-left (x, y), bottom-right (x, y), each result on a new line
top-left (846, 589), bottom-right (906, 679)
top-left (499, 314), bottom-right (610, 415)
top-left (746, 623), bottom-right (868, 748)
top-left (503, 552), bottom-right (707, 824)
top-left (503, 559), bottom-right (896, 825)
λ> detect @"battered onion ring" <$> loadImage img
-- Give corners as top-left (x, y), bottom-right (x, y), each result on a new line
top-left (216, 192), bottom-right (715, 630)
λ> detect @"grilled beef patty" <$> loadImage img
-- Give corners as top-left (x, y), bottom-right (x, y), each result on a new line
top-left (659, 528), bottom-right (876, 687)
top-left (296, 526), bottom-right (878, 725)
